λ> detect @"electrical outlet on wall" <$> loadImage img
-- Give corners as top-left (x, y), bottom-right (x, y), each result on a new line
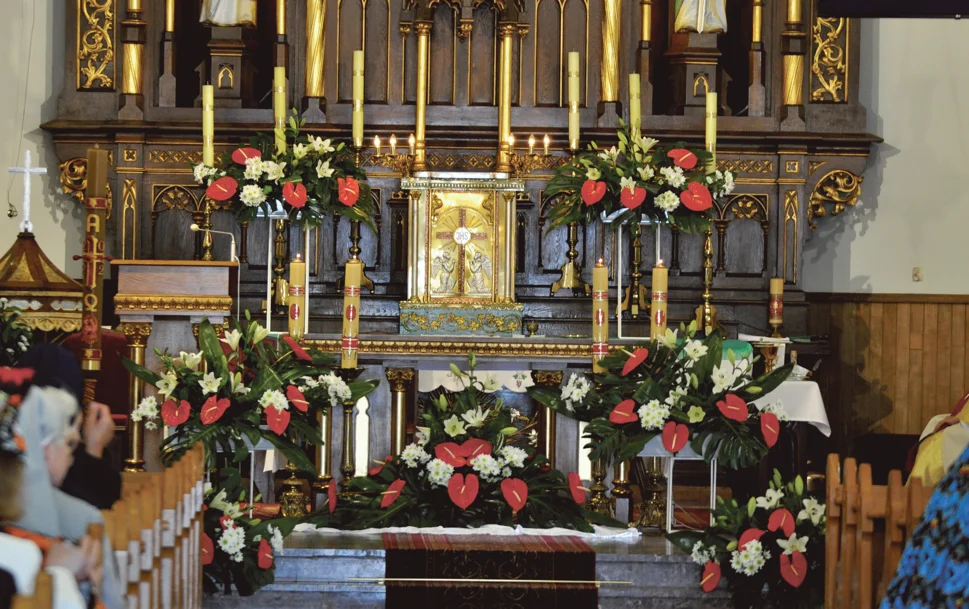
top-left (913, 267), bottom-right (924, 282)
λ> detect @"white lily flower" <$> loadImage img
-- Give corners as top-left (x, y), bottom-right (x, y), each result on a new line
top-left (798, 497), bottom-right (825, 526)
top-left (310, 137), bottom-right (334, 154)
top-left (155, 373), bottom-right (178, 398)
top-left (460, 406), bottom-right (490, 428)
top-left (586, 167), bottom-right (601, 181)
top-left (222, 329), bottom-right (243, 351)
top-left (198, 371), bottom-right (223, 396)
top-left (755, 488), bottom-right (785, 510)
top-left (443, 415), bottom-right (467, 438)
top-left (316, 159), bottom-right (335, 179)
top-left (230, 372), bottom-right (250, 396)
top-left (637, 165), bottom-right (655, 181)
top-left (711, 363), bottom-right (738, 394)
top-left (179, 351), bottom-right (204, 370)
top-left (251, 323), bottom-right (270, 345)
top-left (415, 426), bottom-right (431, 445)
top-left (658, 328), bottom-right (679, 349)
top-left (292, 143), bottom-right (308, 160)
top-left (776, 533), bottom-right (809, 556)
top-left (619, 176), bottom-right (637, 194)
top-left (683, 339), bottom-right (709, 361)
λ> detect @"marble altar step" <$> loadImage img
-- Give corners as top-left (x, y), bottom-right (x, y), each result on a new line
top-left (202, 532), bottom-right (733, 609)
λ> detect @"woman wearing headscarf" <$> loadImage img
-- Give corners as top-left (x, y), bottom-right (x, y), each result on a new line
top-left (2, 381), bottom-right (123, 609)
top-left (0, 384), bottom-right (87, 609)
top-left (17, 344), bottom-right (121, 509)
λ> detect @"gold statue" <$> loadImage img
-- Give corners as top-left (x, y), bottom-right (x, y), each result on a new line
top-left (200, 0), bottom-right (258, 27)
top-left (674, 0), bottom-right (728, 33)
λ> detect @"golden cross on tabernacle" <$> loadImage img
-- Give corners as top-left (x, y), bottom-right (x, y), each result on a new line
top-left (434, 207), bottom-right (488, 296)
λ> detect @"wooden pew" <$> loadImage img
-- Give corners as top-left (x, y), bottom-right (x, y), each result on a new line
top-left (10, 571), bottom-right (53, 609)
top-left (825, 454), bottom-right (843, 609)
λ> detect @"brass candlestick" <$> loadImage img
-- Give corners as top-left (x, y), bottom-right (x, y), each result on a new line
top-left (279, 461), bottom-right (308, 518)
top-left (373, 137), bottom-right (414, 177)
top-left (621, 226), bottom-right (649, 319)
top-left (694, 228), bottom-right (718, 335)
top-left (336, 368), bottom-right (364, 496)
top-left (588, 457), bottom-right (614, 517)
top-left (508, 137), bottom-right (552, 179)
top-left (550, 221), bottom-right (591, 296)
top-left (201, 199), bottom-right (215, 261)
top-left (311, 409), bottom-right (333, 509)
top-left (272, 218), bottom-right (289, 314)
top-left (635, 457), bottom-right (667, 529)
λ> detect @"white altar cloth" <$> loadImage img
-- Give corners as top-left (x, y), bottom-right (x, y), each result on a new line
top-left (293, 523), bottom-right (641, 541)
top-left (754, 380), bottom-right (830, 437)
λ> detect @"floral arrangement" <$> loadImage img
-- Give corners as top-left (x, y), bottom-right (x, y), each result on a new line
top-left (123, 312), bottom-right (379, 470)
top-left (0, 299), bottom-right (32, 366)
top-left (201, 466), bottom-right (298, 596)
top-left (544, 122), bottom-right (735, 232)
top-left (192, 111), bottom-right (375, 229)
top-left (529, 323), bottom-right (791, 469)
top-left (306, 354), bottom-right (618, 532)
top-left (668, 471), bottom-right (825, 609)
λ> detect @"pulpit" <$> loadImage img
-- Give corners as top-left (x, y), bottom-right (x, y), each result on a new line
top-left (112, 260), bottom-right (237, 471)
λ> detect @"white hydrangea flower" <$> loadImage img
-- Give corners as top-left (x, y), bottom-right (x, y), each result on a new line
top-left (192, 163), bottom-right (218, 184)
top-left (637, 399), bottom-right (670, 431)
top-left (239, 184), bottom-right (267, 207)
top-left (759, 400), bottom-right (789, 421)
top-left (401, 443), bottom-right (431, 468)
top-left (301, 376), bottom-right (320, 389)
top-left (259, 389), bottom-right (289, 413)
top-left (502, 467), bottom-right (512, 478)
top-left (131, 396), bottom-right (159, 425)
top-left (660, 166), bottom-right (687, 188)
top-left (729, 539), bottom-right (770, 576)
top-left (755, 488), bottom-right (785, 510)
top-left (470, 454), bottom-right (504, 482)
top-left (319, 372), bottom-right (352, 407)
top-left (500, 446), bottom-right (528, 469)
top-left (655, 191), bottom-right (680, 212)
top-left (426, 458), bottom-right (454, 487)
top-left (243, 158), bottom-right (263, 181)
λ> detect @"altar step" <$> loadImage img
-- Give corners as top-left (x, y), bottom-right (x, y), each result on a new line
top-left (202, 532), bottom-right (733, 609)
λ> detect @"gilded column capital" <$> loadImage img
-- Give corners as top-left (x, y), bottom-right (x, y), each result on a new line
top-left (386, 368), bottom-right (416, 392)
top-left (498, 23), bottom-right (518, 38)
top-left (118, 322), bottom-right (152, 347)
top-left (414, 21), bottom-right (433, 36)
top-left (533, 370), bottom-right (564, 387)
top-left (457, 20), bottom-right (473, 39)
top-left (399, 23), bottom-right (413, 37)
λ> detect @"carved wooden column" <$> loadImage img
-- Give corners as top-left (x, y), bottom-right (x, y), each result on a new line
top-left (302, 0), bottom-right (327, 121)
top-left (158, 0), bottom-right (176, 106)
top-left (119, 322), bottom-right (152, 472)
top-left (533, 371), bottom-right (563, 467)
top-left (597, 0), bottom-right (622, 126)
top-left (385, 368), bottom-right (415, 455)
top-left (781, 0), bottom-right (808, 128)
top-left (119, 0), bottom-right (146, 119)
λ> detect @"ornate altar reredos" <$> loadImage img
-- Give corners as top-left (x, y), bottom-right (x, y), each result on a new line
top-left (46, 0), bottom-right (874, 339)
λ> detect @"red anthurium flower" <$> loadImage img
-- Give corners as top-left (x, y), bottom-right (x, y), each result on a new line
top-left (257, 538), bottom-right (274, 570)
top-left (201, 534), bottom-right (214, 565)
top-left (0, 367), bottom-right (33, 387)
top-left (661, 421), bottom-right (690, 454)
top-left (435, 442), bottom-right (467, 468)
top-left (161, 399), bottom-right (191, 427)
top-left (738, 528), bottom-right (766, 551)
top-left (459, 438), bottom-right (492, 459)
top-left (609, 399), bottom-right (639, 425)
top-left (219, 515), bottom-right (234, 529)
top-left (668, 148), bottom-right (699, 170)
top-left (701, 561), bottom-right (721, 593)
top-left (620, 186), bottom-right (647, 210)
top-left (680, 181), bottom-right (713, 212)
top-left (7, 395), bottom-right (21, 408)
top-left (337, 177), bottom-right (360, 206)
top-left (760, 412), bottom-right (780, 448)
top-left (568, 472), bottom-right (587, 505)
top-left (581, 180), bottom-right (607, 206)
top-left (381, 479), bottom-right (406, 509)
top-left (265, 406), bottom-right (291, 436)
top-left (327, 480), bottom-right (338, 514)
top-left (282, 182), bottom-right (308, 209)
top-left (768, 508), bottom-right (796, 537)
top-left (369, 455), bottom-right (393, 477)
top-left (231, 147), bottom-right (262, 165)
top-left (206, 176), bottom-right (238, 201)
top-left (717, 394), bottom-right (749, 423)
top-left (621, 348), bottom-right (649, 376)
top-left (283, 335), bottom-right (312, 361)
top-left (447, 473), bottom-right (479, 510)
top-left (200, 396), bottom-right (230, 425)
top-left (780, 551), bottom-right (808, 588)
top-left (286, 385), bottom-right (308, 412)
top-left (500, 478), bottom-right (528, 512)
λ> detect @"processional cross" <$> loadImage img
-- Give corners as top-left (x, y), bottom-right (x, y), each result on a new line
top-left (8, 150), bottom-right (47, 233)
top-left (434, 207), bottom-right (489, 297)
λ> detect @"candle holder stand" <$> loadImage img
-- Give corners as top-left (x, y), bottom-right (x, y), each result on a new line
top-left (621, 227), bottom-right (649, 319)
top-left (373, 147), bottom-right (415, 178)
top-left (508, 147), bottom-right (552, 179)
top-left (550, 221), bottom-right (591, 296)
top-left (336, 367), bottom-right (365, 496)
top-left (695, 228), bottom-right (719, 335)
top-left (588, 457), bottom-right (614, 517)
top-left (336, 147), bottom-right (375, 294)
top-left (279, 460), bottom-right (309, 518)
top-left (272, 218), bottom-right (290, 315)
top-left (311, 408), bottom-right (333, 509)
top-left (635, 457), bottom-right (667, 529)
top-left (201, 199), bottom-right (215, 261)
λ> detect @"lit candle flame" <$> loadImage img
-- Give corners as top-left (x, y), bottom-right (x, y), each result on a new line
top-left (508, 134), bottom-right (515, 148)
top-left (543, 134), bottom-right (550, 155)
top-left (373, 135), bottom-right (381, 154)
top-left (389, 134), bottom-right (397, 156)
top-left (408, 134), bottom-right (415, 155)
top-left (528, 134), bottom-right (536, 155)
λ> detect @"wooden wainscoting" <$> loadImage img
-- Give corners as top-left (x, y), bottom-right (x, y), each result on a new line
top-left (807, 294), bottom-right (969, 454)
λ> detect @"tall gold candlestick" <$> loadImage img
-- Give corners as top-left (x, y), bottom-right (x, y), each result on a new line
top-left (341, 259), bottom-right (363, 368)
top-left (273, 67), bottom-right (287, 155)
top-left (568, 52), bottom-right (580, 151)
top-left (202, 85), bottom-right (214, 166)
top-left (352, 50), bottom-right (364, 147)
top-left (705, 92), bottom-right (717, 171)
top-left (288, 255), bottom-right (306, 340)
top-left (650, 262), bottom-right (668, 339)
top-left (592, 260), bottom-right (609, 373)
top-left (629, 73), bottom-right (641, 135)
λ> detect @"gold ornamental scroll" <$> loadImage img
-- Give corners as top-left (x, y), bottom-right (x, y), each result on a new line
top-left (79, 149), bottom-right (110, 403)
top-left (600, 0), bottom-right (621, 102)
top-left (305, 0), bottom-right (325, 97)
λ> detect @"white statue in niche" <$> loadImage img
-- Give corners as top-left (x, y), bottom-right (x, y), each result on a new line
top-left (200, 0), bottom-right (258, 27)
top-left (674, 0), bottom-right (728, 34)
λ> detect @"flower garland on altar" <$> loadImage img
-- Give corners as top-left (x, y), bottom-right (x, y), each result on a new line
top-left (543, 122), bottom-right (735, 232)
top-left (306, 354), bottom-right (619, 532)
top-left (200, 467), bottom-right (299, 596)
top-left (192, 112), bottom-right (375, 229)
top-left (529, 323), bottom-right (792, 469)
top-left (668, 471), bottom-right (825, 609)
top-left (123, 312), bottom-right (379, 470)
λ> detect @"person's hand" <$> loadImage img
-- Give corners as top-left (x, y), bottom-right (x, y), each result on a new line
top-left (83, 402), bottom-right (114, 459)
top-left (46, 542), bottom-right (89, 581)
top-left (79, 536), bottom-right (102, 591)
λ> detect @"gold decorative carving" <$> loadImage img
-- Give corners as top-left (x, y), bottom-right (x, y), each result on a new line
top-left (58, 157), bottom-right (113, 214)
top-left (121, 179), bottom-right (137, 259)
top-left (217, 64), bottom-right (235, 89)
top-left (123, 149), bottom-right (137, 162)
top-left (114, 295), bottom-right (234, 313)
top-left (385, 368), bottom-right (416, 392)
top-left (811, 17), bottom-right (848, 103)
top-left (23, 316), bottom-right (83, 334)
top-left (400, 312), bottom-right (522, 334)
top-left (692, 74), bottom-right (710, 96)
top-left (399, 22), bottom-right (412, 37)
top-left (723, 194), bottom-right (768, 222)
top-left (148, 150), bottom-right (203, 164)
top-left (809, 160), bottom-right (827, 176)
top-left (716, 159), bottom-right (774, 175)
top-left (517, 23), bottom-right (529, 39)
top-left (532, 370), bottom-right (564, 386)
top-left (785, 160), bottom-right (799, 174)
top-left (783, 55), bottom-right (805, 106)
top-left (77, 0), bottom-right (116, 90)
top-left (117, 322), bottom-right (152, 347)
top-left (808, 170), bottom-right (862, 229)
top-left (305, 338), bottom-right (604, 359)
top-left (783, 190), bottom-right (799, 283)
top-left (457, 19), bottom-right (473, 39)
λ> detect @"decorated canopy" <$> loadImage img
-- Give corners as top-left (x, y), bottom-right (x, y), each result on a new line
top-left (0, 231), bottom-right (83, 333)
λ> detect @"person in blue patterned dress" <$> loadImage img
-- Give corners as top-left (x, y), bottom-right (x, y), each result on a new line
top-left (880, 444), bottom-right (969, 608)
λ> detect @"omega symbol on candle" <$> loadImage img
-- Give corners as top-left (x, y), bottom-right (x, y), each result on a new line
top-left (289, 304), bottom-right (301, 320)
top-left (346, 304), bottom-right (358, 322)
